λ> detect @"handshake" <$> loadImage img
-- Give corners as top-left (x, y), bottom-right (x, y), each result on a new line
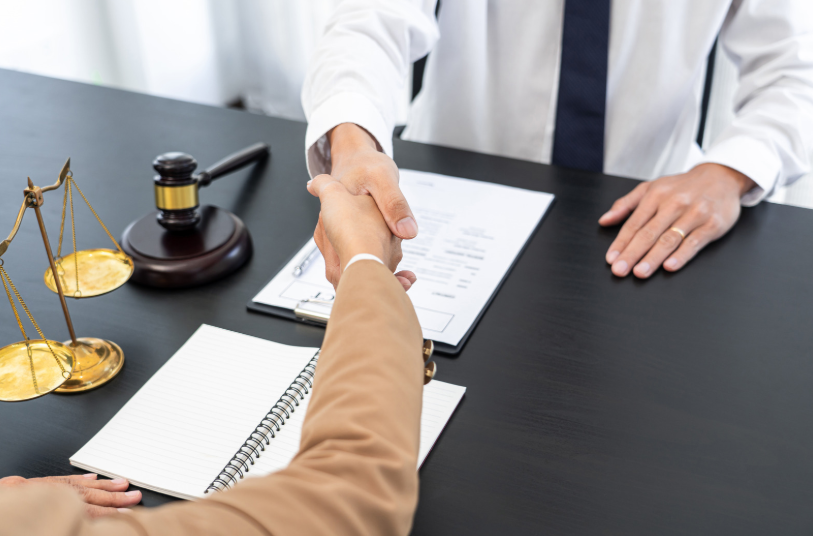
top-left (308, 123), bottom-right (426, 291)
top-left (307, 174), bottom-right (417, 291)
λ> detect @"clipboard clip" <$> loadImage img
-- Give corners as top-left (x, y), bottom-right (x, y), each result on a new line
top-left (294, 292), bottom-right (334, 325)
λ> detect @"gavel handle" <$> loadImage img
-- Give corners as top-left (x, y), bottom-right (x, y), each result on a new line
top-left (197, 142), bottom-right (270, 187)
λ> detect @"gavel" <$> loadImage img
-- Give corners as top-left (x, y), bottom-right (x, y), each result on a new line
top-left (153, 143), bottom-right (269, 231)
top-left (121, 143), bottom-right (270, 288)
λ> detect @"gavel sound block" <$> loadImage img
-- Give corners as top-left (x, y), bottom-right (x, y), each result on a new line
top-left (121, 143), bottom-right (269, 288)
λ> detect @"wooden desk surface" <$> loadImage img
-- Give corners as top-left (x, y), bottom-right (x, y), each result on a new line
top-left (1, 69), bottom-right (812, 535)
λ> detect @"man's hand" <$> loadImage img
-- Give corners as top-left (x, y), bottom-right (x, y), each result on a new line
top-left (308, 174), bottom-right (416, 289)
top-left (0, 473), bottom-right (141, 517)
top-left (313, 123), bottom-right (418, 290)
top-left (599, 163), bottom-right (756, 278)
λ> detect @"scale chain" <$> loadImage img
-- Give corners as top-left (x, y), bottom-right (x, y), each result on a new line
top-left (70, 174), bottom-right (126, 254)
top-left (0, 265), bottom-right (37, 393)
top-left (0, 264), bottom-right (70, 383)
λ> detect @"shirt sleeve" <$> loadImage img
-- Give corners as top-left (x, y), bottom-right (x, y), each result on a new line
top-left (301, 0), bottom-right (440, 178)
top-left (698, 0), bottom-right (813, 206)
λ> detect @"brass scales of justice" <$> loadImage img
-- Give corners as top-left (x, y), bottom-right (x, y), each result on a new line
top-left (0, 159), bottom-right (132, 402)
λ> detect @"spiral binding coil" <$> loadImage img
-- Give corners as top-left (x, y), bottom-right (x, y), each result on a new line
top-left (205, 350), bottom-right (320, 494)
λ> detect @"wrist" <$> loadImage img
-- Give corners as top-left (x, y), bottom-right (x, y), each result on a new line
top-left (328, 123), bottom-right (379, 174)
top-left (340, 241), bottom-right (387, 270)
top-left (695, 163), bottom-right (756, 196)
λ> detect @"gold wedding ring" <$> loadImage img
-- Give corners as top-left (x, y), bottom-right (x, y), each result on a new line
top-left (670, 227), bottom-right (686, 240)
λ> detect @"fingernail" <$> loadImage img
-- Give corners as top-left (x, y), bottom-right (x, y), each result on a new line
top-left (82, 473), bottom-right (97, 479)
top-left (111, 478), bottom-right (127, 485)
top-left (664, 258), bottom-right (678, 270)
top-left (612, 260), bottom-right (628, 276)
top-left (117, 508), bottom-right (133, 514)
top-left (125, 490), bottom-right (141, 498)
top-left (396, 217), bottom-right (418, 238)
top-left (606, 250), bottom-right (619, 264)
top-left (636, 262), bottom-right (650, 276)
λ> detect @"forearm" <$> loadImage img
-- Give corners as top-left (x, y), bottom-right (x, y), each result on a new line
top-left (301, 0), bottom-right (439, 177)
top-left (122, 262), bottom-right (423, 536)
top-left (201, 261), bottom-right (424, 536)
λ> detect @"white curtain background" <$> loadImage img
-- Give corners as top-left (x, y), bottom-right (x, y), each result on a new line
top-left (0, 0), bottom-right (412, 121)
top-left (0, 0), bottom-right (809, 207)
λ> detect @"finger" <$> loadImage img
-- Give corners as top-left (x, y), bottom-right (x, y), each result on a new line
top-left (39, 476), bottom-right (130, 491)
top-left (395, 270), bottom-right (417, 291)
top-left (605, 195), bottom-right (659, 265)
top-left (36, 474), bottom-right (96, 483)
top-left (75, 486), bottom-right (142, 508)
top-left (307, 174), bottom-right (345, 199)
top-left (85, 504), bottom-right (130, 518)
top-left (364, 175), bottom-right (418, 240)
top-left (663, 217), bottom-right (728, 272)
top-left (314, 215), bottom-right (340, 288)
top-left (632, 214), bottom-right (704, 279)
top-left (611, 208), bottom-right (682, 277)
top-left (599, 181), bottom-right (651, 227)
top-left (76, 478), bottom-right (131, 491)
top-left (395, 270), bottom-right (416, 285)
top-left (0, 476), bottom-right (27, 487)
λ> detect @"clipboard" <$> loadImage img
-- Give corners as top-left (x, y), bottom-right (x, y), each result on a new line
top-left (247, 199), bottom-right (552, 356)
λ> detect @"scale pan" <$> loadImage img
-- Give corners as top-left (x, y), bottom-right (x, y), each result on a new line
top-left (44, 249), bottom-right (134, 298)
top-left (0, 340), bottom-right (74, 402)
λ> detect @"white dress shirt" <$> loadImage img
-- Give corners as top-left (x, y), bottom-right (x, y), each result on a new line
top-left (302, 0), bottom-right (813, 206)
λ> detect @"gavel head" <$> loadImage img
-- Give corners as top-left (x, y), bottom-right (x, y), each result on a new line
top-left (153, 152), bottom-right (200, 231)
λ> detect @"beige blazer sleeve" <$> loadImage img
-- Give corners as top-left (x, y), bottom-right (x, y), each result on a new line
top-left (0, 260), bottom-right (425, 536)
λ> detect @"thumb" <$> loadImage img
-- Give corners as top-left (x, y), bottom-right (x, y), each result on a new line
top-left (366, 179), bottom-right (418, 239)
top-left (306, 174), bottom-right (343, 198)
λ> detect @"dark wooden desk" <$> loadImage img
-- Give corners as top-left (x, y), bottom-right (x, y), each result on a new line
top-left (1, 69), bottom-right (812, 535)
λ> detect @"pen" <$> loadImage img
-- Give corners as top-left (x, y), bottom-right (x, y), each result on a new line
top-left (292, 245), bottom-right (320, 277)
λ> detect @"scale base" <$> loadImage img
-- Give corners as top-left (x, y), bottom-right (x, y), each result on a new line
top-left (121, 206), bottom-right (252, 288)
top-left (55, 337), bottom-right (124, 393)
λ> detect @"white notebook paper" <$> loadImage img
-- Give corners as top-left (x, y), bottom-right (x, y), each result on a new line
top-left (70, 325), bottom-right (466, 500)
top-left (252, 169), bottom-right (554, 346)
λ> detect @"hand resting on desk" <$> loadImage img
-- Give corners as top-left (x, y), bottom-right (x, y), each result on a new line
top-left (0, 473), bottom-right (140, 517)
top-left (600, 163), bottom-right (756, 278)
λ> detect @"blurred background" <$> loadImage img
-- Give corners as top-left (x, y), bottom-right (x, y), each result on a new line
top-left (1, 0), bottom-right (810, 208)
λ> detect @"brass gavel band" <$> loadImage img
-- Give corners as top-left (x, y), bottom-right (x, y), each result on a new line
top-left (154, 184), bottom-right (199, 210)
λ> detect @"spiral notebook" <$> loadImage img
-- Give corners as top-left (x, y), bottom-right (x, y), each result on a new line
top-left (70, 325), bottom-right (466, 501)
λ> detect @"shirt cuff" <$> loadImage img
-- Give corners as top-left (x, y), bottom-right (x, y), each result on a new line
top-left (698, 135), bottom-right (782, 207)
top-left (345, 253), bottom-right (385, 271)
top-left (304, 92), bottom-right (393, 179)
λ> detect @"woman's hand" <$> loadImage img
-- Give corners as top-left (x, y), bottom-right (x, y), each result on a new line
top-left (599, 163), bottom-right (756, 278)
top-left (0, 473), bottom-right (141, 517)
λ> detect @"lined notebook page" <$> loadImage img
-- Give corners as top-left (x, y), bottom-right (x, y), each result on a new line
top-left (417, 381), bottom-right (467, 465)
top-left (246, 380), bottom-right (467, 479)
top-left (70, 325), bottom-right (317, 500)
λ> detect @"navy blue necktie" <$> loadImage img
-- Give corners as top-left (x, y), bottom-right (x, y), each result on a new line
top-left (551, 0), bottom-right (611, 173)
